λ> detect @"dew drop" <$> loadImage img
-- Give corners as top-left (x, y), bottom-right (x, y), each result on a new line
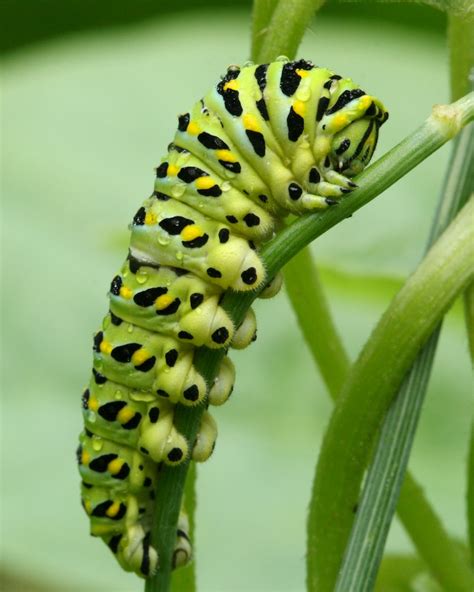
top-left (221, 181), bottom-right (231, 192)
top-left (243, 60), bottom-right (254, 68)
top-left (136, 270), bottom-right (148, 284)
top-left (276, 55), bottom-right (289, 62)
top-left (92, 436), bottom-right (103, 451)
top-left (158, 235), bottom-right (170, 246)
top-left (176, 251), bottom-right (184, 261)
top-left (171, 183), bottom-right (185, 198)
top-left (296, 87), bottom-right (311, 101)
top-left (114, 390), bottom-right (123, 400)
top-left (87, 411), bottom-right (96, 423)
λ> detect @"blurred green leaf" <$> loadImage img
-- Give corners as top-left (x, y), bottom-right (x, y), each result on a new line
top-left (375, 554), bottom-right (443, 592)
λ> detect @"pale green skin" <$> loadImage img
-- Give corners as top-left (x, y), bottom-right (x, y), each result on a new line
top-left (79, 58), bottom-right (388, 578)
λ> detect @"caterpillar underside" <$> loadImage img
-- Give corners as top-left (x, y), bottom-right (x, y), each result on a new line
top-left (77, 57), bottom-right (388, 577)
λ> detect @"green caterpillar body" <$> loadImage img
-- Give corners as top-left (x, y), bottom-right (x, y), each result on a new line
top-left (78, 58), bottom-right (388, 578)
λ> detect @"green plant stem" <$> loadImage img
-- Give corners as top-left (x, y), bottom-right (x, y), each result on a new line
top-left (251, 0), bottom-right (279, 62)
top-left (283, 248), bottom-right (350, 397)
top-left (145, 94), bottom-right (474, 592)
top-left (255, 0), bottom-right (325, 63)
top-left (469, 424), bottom-right (474, 567)
top-left (307, 195), bottom-right (474, 592)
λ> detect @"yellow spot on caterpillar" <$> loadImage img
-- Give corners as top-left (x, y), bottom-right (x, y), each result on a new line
top-left (293, 100), bottom-right (306, 117)
top-left (131, 349), bottom-right (150, 366)
top-left (187, 122), bottom-right (200, 135)
top-left (167, 164), bottom-right (179, 176)
top-left (223, 79), bottom-right (239, 91)
top-left (99, 340), bottom-right (113, 355)
top-left (145, 211), bottom-right (157, 225)
top-left (296, 69), bottom-right (310, 78)
top-left (334, 114), bottom-right (349, 128)
top-left (81, 450), bottom-right (91, 465)
top-left (84, 499), bottom-right (92, 514)
top-left (215, 149), bottom-right (236, 162)
top-left (107, 459), bottom-right (124, 475)
top-left (155, 294), bottom-right (174, 310)
top-left (243, 113), bottom-right (260, 132)
top-left (360, 95), bottom-right (372, 109)
top-left (88, 397), bottom-right (99, 412)
top-left (195, 177), bottom-right (215, 190)
top-left (181, 224), bottom-right (202, 241)
top-left (105, 501), bottom-right (121, 517)
top-left (119, 286), bottom-right (133, 299)
top-left (117, 406), bottom-right (135, 424)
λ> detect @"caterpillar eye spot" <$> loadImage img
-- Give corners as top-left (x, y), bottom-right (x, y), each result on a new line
top-left (79, 58), bottom-right (387, 577)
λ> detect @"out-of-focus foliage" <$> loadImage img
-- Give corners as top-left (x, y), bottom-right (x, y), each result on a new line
top-left (1, 5), bottom-right (470, 592)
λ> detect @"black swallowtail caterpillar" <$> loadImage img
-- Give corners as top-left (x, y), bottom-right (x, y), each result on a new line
top-left (77, 57), bottom-right (388, 578)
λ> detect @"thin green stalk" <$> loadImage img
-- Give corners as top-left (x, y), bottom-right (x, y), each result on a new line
top-left (256, 0), bottom-right (325, 63)
top-left (335, 117), bottom-right (474, 592)
top-left (251, 0), bottom-right (279, 62)
top-left (307, 196), bottom-right (474, 592)
top-left (145, 95), bottom-right (474, 592)
top-left (283, 248), bottom-right (350, 397)
top-left (469, 424), bottom-right (474, 567)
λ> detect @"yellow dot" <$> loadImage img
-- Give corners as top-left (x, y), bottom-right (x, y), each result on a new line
top-left (117, 406), bottom-right (136, 424)
top-left (167, 164), bottom-right (179, 176)
top-left (293, 100), bottom-right (306, 117)
top-left (106, 501), bottom-right (121, 517)
top-left (187, 122), bottom-right (200, 135)
top-left (144, 211), bottom-right (157, 225)
top-left (107, 459), bottom-right (124, 475)
top-left (88, 397), bottom-right (99, 412)
top-left (334, 114), bottom-right (349, 128)
top-left (131, 348), bottom-right (150, 366)
top-left (360, 95), bottom-right (372, 109)
top-left (195, 177), bottom-right (215, 190)
top-left (181, 224), bottom-right (202, 242)
top-left (99, 340), bottom-right (113, 355)
top-left (243, 113), bottom-right (260, 132)
top-left (155, 294), bottom-right (174, 310)
top-left (119, 286), bottom-right (133, 299)
top-left (81, 450), bottom-right (91, 465)
top-left (223, 79), bottom-right (239, 91)
top-left (215, 149), bottom-right (236, 162)
top-left (84, 499), bottom-right (92, 514)
top-left (296, 69), bottom-right (310, 78)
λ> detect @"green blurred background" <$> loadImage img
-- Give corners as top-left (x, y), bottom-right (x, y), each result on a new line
top-left (1, 2), bottom-right (471, 591)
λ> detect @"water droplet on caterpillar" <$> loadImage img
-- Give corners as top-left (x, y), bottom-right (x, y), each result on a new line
top-left (121, 262), bottom-right (129, 276)
top-left (136, 270), bottom-right (148, 284)
top-left (114, 389), bottom-right (123, 400)
top-left (176, 251), bottom-right (184, 261)
top-left (171, 183), bottom-right (185, 198)
top-left (92, 436), bottom-right (103, 451)
top-left (243, 60), bottom-right (254, 68)
top-left (87, 411), bottom-right (96, 423)
top-left (102, 315), bottom-right (111, 330)
top-left (224, 170), bottom-right (236, 180)
top-left (158, 235), bottom-right (170, 246)
top-left (221, 181), bottom-right (231, 192)
top-left (127, 324), bottom-right (134, 333)
top-left (276, 55), bottom-right (289, 62)
top-left (296, 87), bottom-right (311, 102)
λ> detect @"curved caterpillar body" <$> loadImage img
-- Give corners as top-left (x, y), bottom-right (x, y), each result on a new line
top-left (78, 58), bottom-right (388, 577)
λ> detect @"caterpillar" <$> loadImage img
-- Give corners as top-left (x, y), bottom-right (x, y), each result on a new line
top-left (77, 57), bottom-right (388, 578)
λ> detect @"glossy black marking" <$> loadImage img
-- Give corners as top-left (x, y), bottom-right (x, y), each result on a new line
top-left (148, 407), bottom-right (160, 423)
top-left (140, 533), bottom-right (151, 576)
top-left (93, 368), bottom-right (107, 384)
top-left (178, 330), bottom-right (193, 340)
top-left (89, 454), bottom-right (118, 473)
top-left (256, 97), bottom-right (269, 121)
top-left (323, 79), bottom-right (333, 90)
top-left (156, 297), bottom-right (181, 316)
top-left (152, 190), bottom-right (171, 201)
top-left (218, 159), bottom-right (241, 173)
top-left (110, 312), bottom-right (123, 326)
top-left (93, 331), bottom-right (103, 353)
top-left (113, 463), bottom-right (130, 480)
top-left (326, 89), bottom-right (366, 115)
top-left (241, 267), bottom-right (257, 285)
top-left (335, 138), bottom-right (351, 155)
top-left (217, 83), bottom-right (243, 116)
top-left (135, 356), bottom-right (156, 372)
top-left (92, 501), bottom-right (126, 520)
top-left (133, 207), bottom-right (146, 226)
top-left (82, 481), bottom-right (93, 489)
top-left (178, 113), bottom-right (190, 131)
top-left (197, 185), bottom-right (222, 197)
top-left (183, 234), bottom-right (209, 248)
top-left (190, 293), bottom-right (204, 309)
top-left (352, 120), bottom-right (374, 161)
top-left (207, 267), bottom-right (222, 279)
top-left (245, 130), bottom-right (265, 157)
top-left (280, 59), bottom-right (313, 96)
top-left (134, 287), bottom-right (168, 307)
top-left (309, 168), bottom-right (321, 184)
top-left (81, 389), bottom-right (90, 410)
top-left (287, 107), bottom-right (304, 141)
top-left (365, 102), bottom-right (377, 117)
top-left (76, 444), bottom-right (82, 464)
top-left (258, 194), bottom-right (268, 203)
top-left (226, 215), bottom-right (238, 224)
top-left (178, 167), bottom-right (208, 183)
top-left (325, 198), bottom-right (338, 206)
top-left (212, 327), bottom-right (229, 344)
top-left (144, 477), bottom-right (152, 487)
top-left (254, 64), bottom-right (268, 91)
top-left (98, 401), bottom-right (127, 421)
top-left (122, 413), bottom-right (141, 430)
top-left (140, 446), bottom-right (150, 454)
top-left (177, 528), bottom-right (191, 543)
top-left (324, 156), bottom-right (331, 168)
top-left (288, 183), bottom-right (303, 200)
top-left (243, 213), bottom-right (260, 227)
top-left (111, 343), bottom-right (142, 363)
top-left (316, 96), bottom-right (330, 122)
top-left (183, 385), bottom-right (199, 402)
top-left (108, 534), bottom-right (122, 554)
top-left (167, 143), bottom-right (189, 154)
top-left (165, 349), bottom-right (178, 368)
top-left (198, 132), bottom-right (229, 150)
top-left (156, 162), bottom-right (168, 178)
top-left (168, 448), bottom-right (184, 462)
top-left (159, 216), bottom-right (194, 235)
top-left (218, 228), bottom-right (230, 243)
top-left (248, 240), bottom-right (256, 250)
top-left (127, 256), bottom-right (142, 274)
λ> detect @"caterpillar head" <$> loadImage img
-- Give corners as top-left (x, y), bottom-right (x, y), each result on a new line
top-left (331, 112), bottom-right (388, 177)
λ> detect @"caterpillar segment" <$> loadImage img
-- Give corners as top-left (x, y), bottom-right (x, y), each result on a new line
top-left (79, 58), bottom-right (388, 578)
